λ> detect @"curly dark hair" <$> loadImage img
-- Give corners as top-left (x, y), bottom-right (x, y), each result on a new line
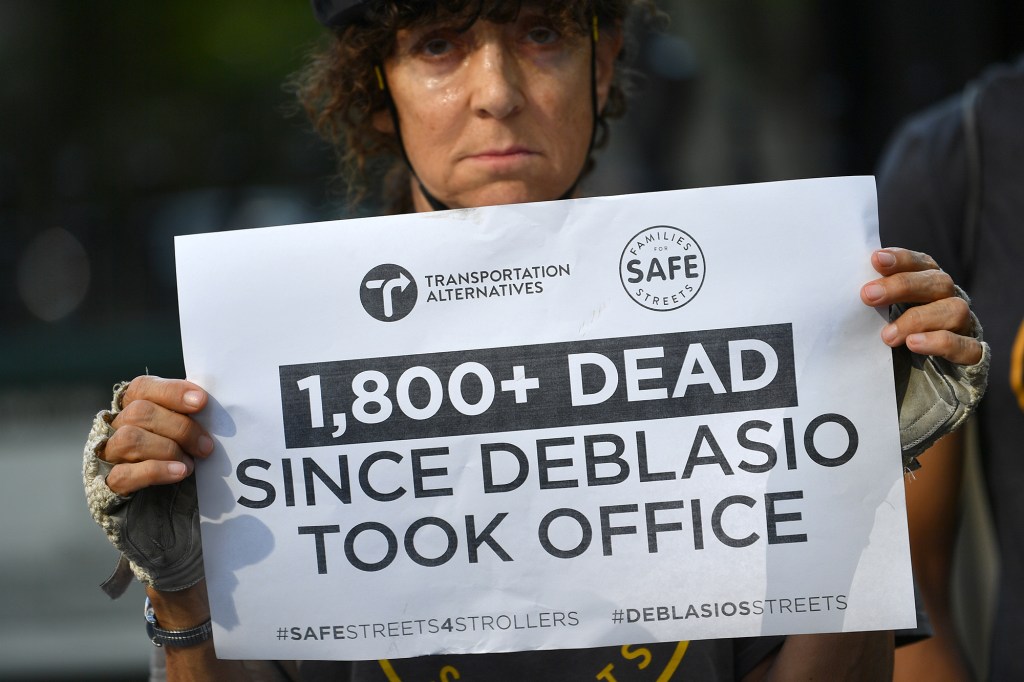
top-left (291, 0), bottom-right (660, 213)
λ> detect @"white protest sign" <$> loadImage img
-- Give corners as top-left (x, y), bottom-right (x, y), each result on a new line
top-left (175, 176), bottom-right (915, 661)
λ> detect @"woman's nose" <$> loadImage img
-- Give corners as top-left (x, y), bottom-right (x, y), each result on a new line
top-left (468, 42), bottom-right (525, 120)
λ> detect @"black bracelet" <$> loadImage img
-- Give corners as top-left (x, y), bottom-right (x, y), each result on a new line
top-left (144, 597), bottom-right (213, 648)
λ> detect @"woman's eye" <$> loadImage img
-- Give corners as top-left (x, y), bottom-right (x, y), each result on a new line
top-left (525, 26), bottom-right (559, 45)
top-left (421, 37), bottom-right (455, 57)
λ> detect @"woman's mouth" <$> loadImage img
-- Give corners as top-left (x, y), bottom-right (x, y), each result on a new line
top-left (466, 146), bottom-right (538, 163)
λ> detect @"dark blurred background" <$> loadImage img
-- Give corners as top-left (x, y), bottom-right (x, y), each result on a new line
top-left (1, 0), bottom-right (1021, 679)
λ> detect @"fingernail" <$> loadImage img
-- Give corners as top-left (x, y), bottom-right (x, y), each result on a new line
top-left (907, 333), bottom-right (925, 347)
top-left (198, 435), bottom-right (214, 455)
top-left (168, 461), bottom-right (187, 477)
top-left (183, 390), bottom-right (203, 408)
top-left (882, 324), bottom-right (898, 343)
top-left (864, 283), bottom-right (885, 302)
top-left (877, 251), bottom-right (897, 267)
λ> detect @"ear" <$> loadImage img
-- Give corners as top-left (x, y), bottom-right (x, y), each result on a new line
top-left (372, 107), bottom-right (395, 134)
top-left (595, 22), bottom-right (625, 112)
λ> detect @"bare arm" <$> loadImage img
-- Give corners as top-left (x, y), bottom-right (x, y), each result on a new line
top-left (894, 431), bottom-right (972, 681)
top-left (147, 582), bottom-right (250, 682)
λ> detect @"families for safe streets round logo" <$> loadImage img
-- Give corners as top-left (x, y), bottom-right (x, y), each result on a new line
top-left (360, 264), bottom-right (418, 322)
top-left (620, 226), bottom-right (706, 311)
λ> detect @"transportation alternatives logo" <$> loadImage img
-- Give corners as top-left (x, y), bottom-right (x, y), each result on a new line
top-left (619, 226), bottom-right (706, 311)
top-left (360, 264), bottom-right (418, 322)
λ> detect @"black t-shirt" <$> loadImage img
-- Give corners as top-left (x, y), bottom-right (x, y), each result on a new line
top-left (287, 639), bottom-right (781, 681)
top-left (150, 638), bottom-right (783, 681)
top-left (877, 56), bottom-right (1024, 681)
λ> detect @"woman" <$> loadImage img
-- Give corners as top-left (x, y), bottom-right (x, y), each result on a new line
top-left (84, 1), bottom-right (987, 680)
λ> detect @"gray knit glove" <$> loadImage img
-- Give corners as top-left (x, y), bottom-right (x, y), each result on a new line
top-left (893, 286), bottom-right (990, 471)
top-left (83, 382), bottom-right (204, 598)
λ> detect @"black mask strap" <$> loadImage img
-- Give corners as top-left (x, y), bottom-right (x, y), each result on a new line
top-left (375, 65), bottom-right (450, 211)
top-left (374, 15), bottom-right (599, 212)
top-left (559, 13), bottom-right (601, 202)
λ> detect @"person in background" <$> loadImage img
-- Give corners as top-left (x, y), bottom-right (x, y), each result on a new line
top-left (878, 56), bottom-right (1024, 681)
top-left (83, 2), bottom-right (989, 679)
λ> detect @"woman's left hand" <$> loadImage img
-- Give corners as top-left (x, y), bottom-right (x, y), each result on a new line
top-left (860, 247), bottom-right (983, 366)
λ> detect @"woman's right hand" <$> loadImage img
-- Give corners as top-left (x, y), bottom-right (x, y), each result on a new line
top-left (103, 376), bottom-right (215, 495)
top-left (85, 375), bottom-right (211, 596)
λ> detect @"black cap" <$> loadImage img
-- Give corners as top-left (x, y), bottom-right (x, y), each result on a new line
top-left (311, 0), bottom-right (369, 28)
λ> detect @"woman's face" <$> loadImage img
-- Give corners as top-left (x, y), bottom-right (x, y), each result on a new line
top-left (378, 8), bottom-right (622, 211)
